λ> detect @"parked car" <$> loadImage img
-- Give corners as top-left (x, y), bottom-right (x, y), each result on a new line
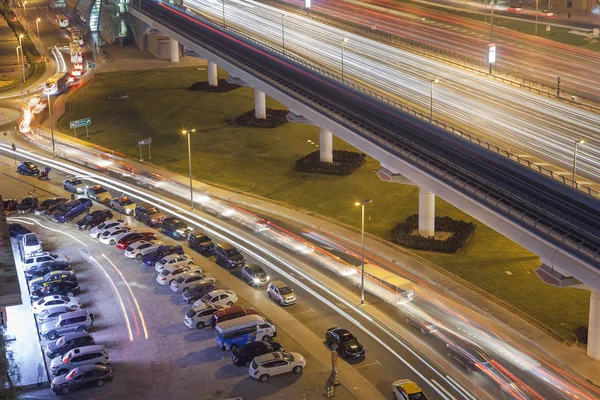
top-left (161, 217), bottom-right (192, 240)
top-left (37, 305), bottom-right (77, 323)
top-left (8, 223), bottom-right (31, 238)
top-left (98, 227), bottom-right (133, 245)
top-left (134, 202), bottom-right (165, 226)
top-left (446, 339), bottom-right (492, 373)
top-left (26, 261), bottom-right (71, 280)
top-left (211, 306), bottom-right (259, 327)
top-left (63, 178), bottom-right (86, 193)
top-left (29, 270), bottom-right (77, 291)
top-left (51, 364), bottom-right (112, 395)
top-left (83, 185), bottom-right (112, 203)
top-left (17, 161), bottom-right (40, 176)
top-left (232, 341), bottom-right (284, 366)
top-left (142, 245), bottom-right (184, 267)
top-left (241, 264), bottom-right (270, 286)
top-left (31, 281), bottom-right (80, 302)
top-left (156, 265), bottom-right (196, 286)
top-left (3, 198), bottom-right (18, 215)
top-left (34, 197), bottom-right (67, 216)
top-left (20, 233), bottom-right (42, 257)
top-left (52, 199), bottom-right (92, 223)
top-left (154, 253), bottom-right (194, 272)
top-left (17, 196), bottom-right (38, 213)
top-left (89, 219), bottom-right (126, 239)
top-left (50, 345), bottom-right (110, 376)
top-left (32, 294), bottom-right (82, 315)
top-left (110, 196), bottom-right (136, 215)
top-left (23, 252), bottom-right (57, 270)
top-left (249, 352), bottom-right (305, 382)
top-left (124, 240), bottom-right (164, 260)
top-left (182, 281), bottom-right (217, 304)
top-left (184, 304), bottom-right (223, 330)
top-left (170, 271), bottom-right (213, 292)
top-left (267, 281), bottom-right (297, 306)
top-left (45, 331), bottom-right (95, 359)
top-left (116, 232), bottom-right (156, 250)
top-left (325, 327), bottom-right (365, 359)
top-left (195, 289), bottom-right (238, 308)
top-left (40, 309), bottom-right (94, 340)
top-left (76, 209), bottom-right (113, 230)
top-left (214, 242), bottom-right (245, 269)
top-left (188, 232), bottom-right (214, 254)
top-left (392, 379), bottom-right (429, 400)
top-left (405, 313), bottom-right (438, 335)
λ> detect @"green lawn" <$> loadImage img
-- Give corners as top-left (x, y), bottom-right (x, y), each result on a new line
top-left (59, 67), bottom-right (589, 341)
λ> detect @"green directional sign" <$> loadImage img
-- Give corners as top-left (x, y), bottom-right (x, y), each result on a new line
top-left (69, 118), bottom-right (91, 129)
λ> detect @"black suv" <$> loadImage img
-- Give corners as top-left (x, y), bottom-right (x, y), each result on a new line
top-left (161, 217), bottom-right (192, 240)
top-left (188, 232), bottom-right (214, 254)
top-left (135, 203), bottom-right (166, 226)
top-left (76, 209), bottom-right (114, 230)
top-left (45, 331), bottom-right (95, 359)
top-left (214, 242), bottom-right (245, 269)
top-left (325, 327), bottom-right (365, 359)
top-left (446, 339), bottom-right (491, 373)
top-left (232, 341), bottom-right (284, 366)
top-left (25, 261), bottom-right (71, 280)
top-left (34, 197), bottom-right (67, 216)
top-left (31, 281), bottom-right (80, 301)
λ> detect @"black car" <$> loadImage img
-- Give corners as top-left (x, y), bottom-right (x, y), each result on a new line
top-left (25, 261), bottom-right (71, 280)
top-left (188, 232), bottom-right (215, 254)
top-left (30, 271), bottom-right (78, 292)
top-left (142, 245), bottom-right (184, 267)
top-left (161, 217), bottom-right (192, 240)
top-left (8, 223), bottom-right (31, 238)
top-left (31, 281), bottom-right (80, 301)
top-left (325, 327), bottom-right (365, 359)
top-left (76, 209), bottom-right (114, 230)
top-left (17, 196), bottom-right (38, 213)
top-left (405, 313), bottom-right (438, 335)
top-left (134, 203), bottom-right (165, 226)
top-left (34, 197), bottom-right (67, 216)
top-left (17, 161), bottom-right (40, 176)
top-left (446, 339), bottom-right (491, 373)
top-left (214, 242), bottom-right (245, 269)
top-left (45, 331), bottom-right (95, 359)
top-left (51, 364), bottom-right (112, 395)
top-left (3, 199), bottom-right (18, 215)
top-left (232, 341), bottom-right (284, 366)
top-left (182, 282), bottom-right (217, 304)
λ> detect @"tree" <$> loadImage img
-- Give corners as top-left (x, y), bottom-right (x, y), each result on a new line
top-left (0, 329), bottom-right (21, 400)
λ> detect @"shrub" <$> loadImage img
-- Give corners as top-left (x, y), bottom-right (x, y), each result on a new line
top-left (232, 108), bottom-right (288, 128)
top-left (294, 150), bottom-right (366, 176)
top-left (574, 326), bottom-right (588, 344)
top-left (189, 79), bottom-right (240, 93)
top-left (390, 214), bottom-right (476, 253)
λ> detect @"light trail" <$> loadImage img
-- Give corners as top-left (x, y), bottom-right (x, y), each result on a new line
top-left (8, 216), bottom-right (89, 247)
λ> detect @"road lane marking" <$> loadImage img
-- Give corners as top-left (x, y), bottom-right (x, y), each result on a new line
top-left (291, 308), bottom-right (315, 316)
top-left (431, 379), bottom-right (457, 400)
top-left (445, 375), bottom-right (478, 400)
top-left (353, 360), bottom-right (381, 369)
top-left (9, 216), bottom-right (89, 247)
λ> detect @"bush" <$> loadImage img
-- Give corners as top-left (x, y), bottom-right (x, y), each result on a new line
top-left (232, 108), bottom-right (288, 128)
top-left (189, 79), bottom-right (240, 93)
top-left (294, 150), bottom-right (366, 176)
top-left (574, 326), bottom-right (588, 344)
top-left (390, 214), bottom-right (476, 253)
top-left (0, 3), bottom-right (40, 59)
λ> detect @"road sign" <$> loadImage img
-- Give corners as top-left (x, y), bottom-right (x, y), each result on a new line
top-left (69, 118), bottom-right (91, 129)
top-left (138, 137), bottom-right (152, 146)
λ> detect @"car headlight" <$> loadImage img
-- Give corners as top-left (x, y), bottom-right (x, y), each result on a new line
top-left (253, 278), bottom-right (260, 283)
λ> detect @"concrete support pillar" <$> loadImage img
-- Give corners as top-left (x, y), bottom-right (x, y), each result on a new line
top-left (170, 38), bottom-right (179, 63)
top-left (418, 187), bottom-right (435, 237)
top-left (254, 88), bottom-right (266, 119)
top-left (588, 290), bottom-right (600, 359)
top-left (208, 61), bottom-right (218, 86)
top-left (319, 127), bottom-right (333, 163)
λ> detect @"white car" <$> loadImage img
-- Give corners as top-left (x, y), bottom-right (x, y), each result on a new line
top-left (98, 226), bottom-right (133, 245)
top-left (194, 289), bottom-right (238, 308)
top-left (154, 254), bottom-right (194, 273)
top-left (156, 265), bottom-right (200, 286)
top-left (32, 295), bottom-right (83, 315)
top-left (89, 220), bottom-right (126, 239)
top-left (249, 352), bottom-right (306, 383)
top-left (170, 271), bottom-right (214, 292)
top-left (267, 281), bottom-right (297, 306)
top-left (109, 196), bottom-right (136, 215)
top-left (83, 185), bottom-right (112, 203)
top-left (37, 305), bottom-right (77, 323)
top-left (184, 304), bottom-right (223, 330)
top-left (124, 240), bottom-right (164, 260)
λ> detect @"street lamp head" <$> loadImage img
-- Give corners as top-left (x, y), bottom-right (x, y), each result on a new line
top-left (355, 199), bottom-right (372, 206)
top-left (19, 34), bottom-right (24, 39)
top-left (36, 17), bottom-right (41, 22)
top-left (342, 38), bottom-right (348, 43)
top-left (181, 128), bottom-right (196, 135)
top-left (432, 78), bottom-right (439, 84)
top-left (577, 139), bottom-right (585, 145)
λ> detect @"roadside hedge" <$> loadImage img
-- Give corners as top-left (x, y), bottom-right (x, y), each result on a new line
top-left (0, 2), bottom-right (39, 59)
top-left (232, 108), bottom-right (288, 128)
top-left (189, 79), bottom-right (240, 93)
top-left (294, 150), bottom-right (366, 176)
top-left (574, 326), bottom-right (588, 344)
top-left (390, 214), bottom-right (476, 253)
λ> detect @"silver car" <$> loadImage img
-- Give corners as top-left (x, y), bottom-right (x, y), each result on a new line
top-left (89, 220), bottom-right (126, 239)
top-left (124, 240), bottom-right (164, 260)
top-left (50, 345), bottom-right (109, 376)
top-left (171, 271), bottom-right (214, 292)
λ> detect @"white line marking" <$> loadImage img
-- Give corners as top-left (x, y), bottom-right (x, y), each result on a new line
top-left (431, 379), bottom-right (457, 400)
top-left (354, 360), bottom-right (381, 369)
top-left (291, 308), bottom-right (315, 316)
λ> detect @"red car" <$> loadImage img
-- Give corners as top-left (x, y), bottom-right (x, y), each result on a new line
top-left (116, 232), bottom-right (156, 250)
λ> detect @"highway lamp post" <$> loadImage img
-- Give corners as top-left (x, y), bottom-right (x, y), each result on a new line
top-left (488, 0), bottom-right (495, 74)
top-left (354, 199), bottom-right (372, 305)
top-left (282, 14), bottom-right (286, 53)
top-left (16, 46), bottom-right (22, 99)
top-left (341, 38), bottom-right (348, 83)
top-left (430, 78), bottom-right (439, 121)
top-left (36, 17), bottom-right (41, 54)
top-left (47, 93), bottom-right (55, 158)
top-left (18, 34), bottom-right (25, 86)
top-left (222, 0), bottom-right (226, 26)
top-left (572, 139), bottom-right (585, 187)
top-left (181, 129), bottom-right (196, 210)
top-left (535, 0), bottom-right (539, 35)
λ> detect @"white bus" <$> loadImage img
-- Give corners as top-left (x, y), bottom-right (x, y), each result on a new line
top-left (44, 72), bottom-right (69, 95)
top-left (215, 315), bottom-right (276, 351)
top-left (362, 264), bottom-right (414, 303)
top-left (55, 14), bottom-right (69, 28)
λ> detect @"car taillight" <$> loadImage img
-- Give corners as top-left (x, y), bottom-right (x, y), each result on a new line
top-left (62, 355), bottom-right (69, 363)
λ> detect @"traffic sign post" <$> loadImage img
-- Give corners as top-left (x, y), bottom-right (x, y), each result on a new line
top-left (138, 137), bottom-right (152, 161)
top-left (11, 143), bottom-right (16, 166)
top-left (69, 118), bottom-right (92, 139)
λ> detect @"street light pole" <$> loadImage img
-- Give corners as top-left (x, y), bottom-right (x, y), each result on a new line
top-left (430, 78), bottom-right (439, 121)
top-left (222, 0), bottom-right (226, 26)
top-left (341, 38), bottom-right (348, 83)
top-left (18, 34), bottom-right (25, 88)
top-left (282, 14), bottom-right (286, 53)
top-left (16, 46), bottom-right (22, 99)
top-left (572, 139), bottom-right (585, 186)
top-left (182, 129), bottom-right (196, 210)
top-left (354, 199), bottom-right (372, 305)
top-left (489, 0), bottom-right (495, 43)
top-left (36, 17), bottom-right (41, 54)
top-left (535, 0), bottom-right (539, 35)
top-left (47, 93), bottom-right (55, 158)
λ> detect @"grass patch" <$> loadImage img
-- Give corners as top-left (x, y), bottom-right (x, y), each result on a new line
top-left (59, 66), bottom-right (589, 340)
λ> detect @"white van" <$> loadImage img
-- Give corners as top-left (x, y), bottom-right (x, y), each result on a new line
top-left (215, 315), bottom-right (276, 351)
top-left (20, 233), bottom-right (42, 258)
top-left (23, 252), bottom-right (57, 271)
